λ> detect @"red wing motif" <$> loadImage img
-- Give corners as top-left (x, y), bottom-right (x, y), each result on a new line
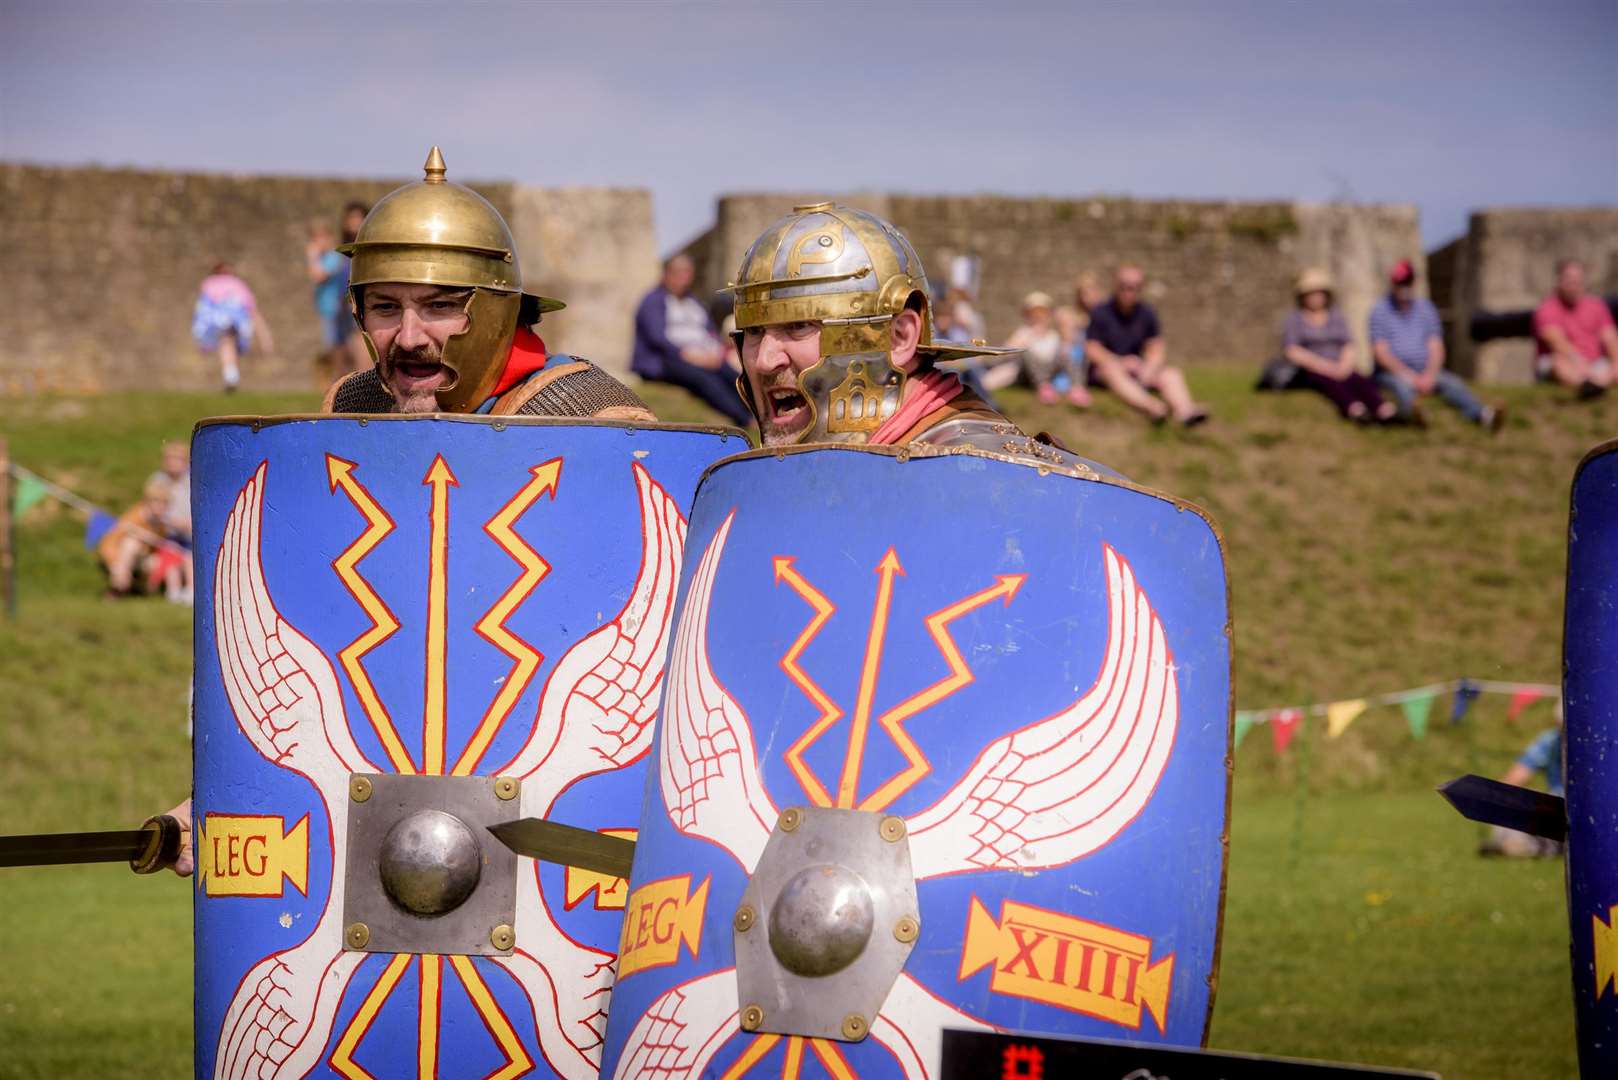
top-left (212, 463), bottom-right (367, 1079)
top-left (658, 511), bottom-right (778, 873)
top-left (215, 462), bottom-right (376, 782)
top-left (870, 974), bottom-right (993, 1079)
top-left (609, 969), bottom-right (739, 1080)
top-left (907, 544), bottom-right (1178, 879)
top-left (215, 950), bottom-right (365, 1080)
top-left (491, 861), bottom-right (617, 1079)
top-left (500, 462), bottom-right (688, 812)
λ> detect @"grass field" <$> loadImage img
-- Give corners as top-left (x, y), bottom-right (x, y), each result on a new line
top-left (0, 372), bottom-right (1600, 1077)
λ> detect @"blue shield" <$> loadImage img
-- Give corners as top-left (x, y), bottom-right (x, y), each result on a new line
top-left (191, 415), bottom-right (743, 1080)
top-left (1566, 438), bottom-right (1618, 1076)
top-left (601, 445), bottom-right (1232, 1079)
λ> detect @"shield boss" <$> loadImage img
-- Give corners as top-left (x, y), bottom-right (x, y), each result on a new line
top-left (379, 809), bottom-right (483, 917)
top-left (768, 863), bottom-right (876, 977)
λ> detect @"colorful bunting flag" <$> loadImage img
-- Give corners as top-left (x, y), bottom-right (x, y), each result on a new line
top-left (1271, 708), bottom-right (1302, 755)
top-left (1234, 711), bottom-right (1256, 748)
top-left (1326, 698), bottom-right (1368, 739)
top-left (83, 511), bottom-right (117, 551)
top-left (1450, 679), bottom-right (1481, 724)
top-left (1401, 694), bottom-right (1434, 739)
top-left (12, 473), bottom-right (49, 516)
top-left (1506, 687), bottom-right (1545, 724)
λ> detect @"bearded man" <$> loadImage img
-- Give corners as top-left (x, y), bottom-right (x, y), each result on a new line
top-left (321, 147), bottom-right (654, 422)
top-left (159, 149), bottom-right (657, 876)
top-left (729, 202), bottom-right (1111, 473)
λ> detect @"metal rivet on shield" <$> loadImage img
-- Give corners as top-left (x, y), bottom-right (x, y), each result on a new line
top-left (841, 1013), bottom-right (869, 1041)
top-left (893, 915), bottom-right (919, 944)
top-left (779, 808), bottom-right (802, 833)
top-left (734, 905), bottom-right (756, 933)
top-left (350, 776), bottom-right (372, 803)
top-left (878, 816), bottom-right (906, 843)
top-left (740, 1005), bottom-right (765, 1032)
top-left (493, 777), bottom-right (518, 801)
top-left (345, 922), bottom-right (370, 949)
top-left (490, 924), bottom-right (515, 950)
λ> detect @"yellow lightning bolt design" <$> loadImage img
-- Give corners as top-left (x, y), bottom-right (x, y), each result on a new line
top-left (455, 459), bottom-right (561, 776)
top-left (327, 455), bottom-right (413, 774)
top-left (1596, 903), bottom-right (1618, 1000)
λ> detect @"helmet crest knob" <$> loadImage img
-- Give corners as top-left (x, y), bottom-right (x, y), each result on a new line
top-left (423, 146), bottom-right (447, 184)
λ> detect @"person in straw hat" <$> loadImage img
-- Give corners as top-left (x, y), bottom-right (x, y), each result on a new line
top-left (1282, 267), bottom-right (1397, 424)
top-left (1006, 290), bottom-right (1088, 408)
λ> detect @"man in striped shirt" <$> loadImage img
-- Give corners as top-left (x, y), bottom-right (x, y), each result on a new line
top-left (1369, 259), bottom-right (1503, 432)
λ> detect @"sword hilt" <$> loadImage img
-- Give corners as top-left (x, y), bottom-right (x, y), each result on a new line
top-left (132, 814), bottom-right (183, 875)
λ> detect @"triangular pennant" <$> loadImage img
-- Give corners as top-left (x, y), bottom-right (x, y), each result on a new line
top-left (1450, 679), bottom-right (1481, 724)
top-left (1326, 698), bottom-right (1368, 739)
top-left (83, 510), bottom-right (117, 551)
top-left (1271, 708), bottom-right (1302, 755)
top-left (1233, 711), bottom-right (1256, 748)
top-left (1401, 694), bottom-right (1434, 739)
top-left (1506, 687), bottom-right (1545, 724)
top-left (12, 473), bottom-right (49, 516)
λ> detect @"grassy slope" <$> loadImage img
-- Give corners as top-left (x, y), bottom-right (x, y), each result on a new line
top-left (0, 373), bottom-right (1602, 1077)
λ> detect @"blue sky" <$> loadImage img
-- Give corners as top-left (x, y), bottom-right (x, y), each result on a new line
top-left (3, 1), bottom-right (1613, 252)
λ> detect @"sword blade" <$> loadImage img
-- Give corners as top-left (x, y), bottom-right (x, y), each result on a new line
top-left (1438, 774), bottom-right (1567, 841)
top-left (487, 818), bottom-right (636, 879)
top-left (0, 829), bottom-right (155, 868)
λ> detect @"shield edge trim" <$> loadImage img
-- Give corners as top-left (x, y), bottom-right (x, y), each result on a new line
top-left (1562, 435), bottom-right (1618, 1069)
top-left (193, 412), bottom-right (752, 441)
top-left (686, 440), bottom-right (1236, 1046)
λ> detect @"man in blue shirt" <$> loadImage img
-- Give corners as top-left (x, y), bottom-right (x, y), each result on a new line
top-left (1480, 710), bottom-right (1563, 857)
top-left (1369, 259), bottom-right (1503, 432)
top-left (631, 254), bottom-right (751, 426)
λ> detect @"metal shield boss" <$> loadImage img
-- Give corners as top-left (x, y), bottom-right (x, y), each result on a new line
top-left (1565, 438), bottom-right (1618, 1077)
top-left (191, 414), bottom-right (743, 1079)
top-left (602, 445), bottom-right (1233, 1079)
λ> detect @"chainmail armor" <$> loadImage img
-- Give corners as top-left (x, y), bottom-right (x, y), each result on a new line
top-left (326, 369), bottom-right (396, 414)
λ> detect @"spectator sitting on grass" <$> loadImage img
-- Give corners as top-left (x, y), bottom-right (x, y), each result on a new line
top-left (1084, 264), bottom-right (1208, 426)
top-left (1283, 268), bottom-right (1396, 424)
top-left (934, 298), bottom-right (999, 407)
top-left (631, 254), bottom-right (751, 426)
top-left (1052, 272), bottom-right (1099, 408)
top-left (1370, 259), bottom-right (1503, 432)
top-left (98, 476), bottom-right (185, 600)
top-left (1533, 257), bottom-right (1616, 399)
top-left (1006, 291), bottom-right (1087, 408)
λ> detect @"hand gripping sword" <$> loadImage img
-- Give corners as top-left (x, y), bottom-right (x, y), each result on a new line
top-left (0, 813), bottom-right (185, 874)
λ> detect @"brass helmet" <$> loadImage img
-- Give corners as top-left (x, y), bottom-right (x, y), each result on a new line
top-left (729, 202), bottom-right (1006, 443)
top-left (338, 147), bottom-right (565, 413)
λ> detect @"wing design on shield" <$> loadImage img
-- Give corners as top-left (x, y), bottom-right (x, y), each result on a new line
top-left (870, 975), bottom-right (993, 1078)
top-left (211, 463), bottom-right (370, 1079)
top-left (906, 543), bottom-right (1178, 879)
top-left (658, 510), bottom-right (779, 873)
top-left (499, 462), bottom-right (688, 812)
top-left (610, 969), bottom-right (739, 1080)
top-left (491, 859), bottom-right (617, 1078)
top-left (486, 462), bottom-right (690, 1080)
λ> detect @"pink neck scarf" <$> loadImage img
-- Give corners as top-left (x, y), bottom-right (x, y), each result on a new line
top-left (869, 370), bottom-right (965, 445)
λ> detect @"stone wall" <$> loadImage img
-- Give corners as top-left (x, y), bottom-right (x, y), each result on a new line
top-left (0, 163), bottom-right (656, 395)
top-left (1440, 207), bottom-right (1618, 383)
top-left (684, 193), bottom-right (1424, 369)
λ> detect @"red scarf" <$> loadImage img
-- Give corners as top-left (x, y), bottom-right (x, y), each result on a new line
top-left (869, 370), bottom-right (966, 445)
top-left (490, 326), bottom-right (550, 397)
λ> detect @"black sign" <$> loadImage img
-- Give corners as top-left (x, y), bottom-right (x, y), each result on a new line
top-left (940, 1029), bottom-right (1440, 1080)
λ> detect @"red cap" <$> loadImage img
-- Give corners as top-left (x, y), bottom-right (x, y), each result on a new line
top-left (1390, 259), bottom-right (1417, 286)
